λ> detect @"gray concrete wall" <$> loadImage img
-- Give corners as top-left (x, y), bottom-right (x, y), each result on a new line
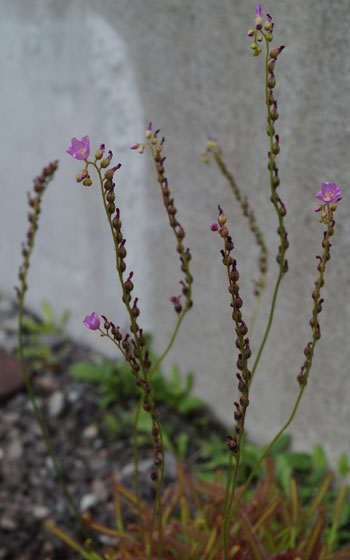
top-left (1, 0), bottom-right (349, 464)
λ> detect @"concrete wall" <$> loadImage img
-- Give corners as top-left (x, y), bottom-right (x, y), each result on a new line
top-left (1, 0), bottom-right (349, 464)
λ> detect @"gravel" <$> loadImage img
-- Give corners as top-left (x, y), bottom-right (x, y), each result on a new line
top-left (0, 294), bottom-right (188, 560)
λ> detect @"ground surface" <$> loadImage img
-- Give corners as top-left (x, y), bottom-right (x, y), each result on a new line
top-left (0, 294), bottom-right (218, 560)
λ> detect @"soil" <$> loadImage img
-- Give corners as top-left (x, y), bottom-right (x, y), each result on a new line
top-left (0, 293), bottom-right (224, 560)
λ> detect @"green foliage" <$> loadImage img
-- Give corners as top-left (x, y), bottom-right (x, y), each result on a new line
top-left (45, 459), bottom-right (350, 559)
top-left (20, 300), bottom-right (69, 368)
top-left (70, 347), bottom-right (206, 428)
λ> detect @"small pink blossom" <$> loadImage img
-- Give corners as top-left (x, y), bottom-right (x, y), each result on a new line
top-left (66, 136), bottom-right (90, 160)
top-left (316, 182), bottom-right (342, 205)
top-left (83, 312), bottom-right (100, 330)
top-left (210, 223), bottom-right (218, 231)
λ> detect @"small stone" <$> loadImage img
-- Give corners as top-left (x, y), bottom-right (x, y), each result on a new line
top-left (91, 479), bottom-right (108, 502)
top-left (67, 387), bottom-right (81, 402)
top-left (82, 424), bottom-right (98, 439)
top-left (48, 390), bottom-right (65, 417)
top-left (80, 493), bottom-right (97, 512)
top-left (92, 438), bottom-right (103, 450)
top-left (45, 456), bottom-right (55, 475)
top-left (7, 439), bottom-right (23, 461)
top-left (31, 505), bottom-right (49, 519)
top-left (0, 516), bottom-right (18, 531)
top-left (0, 351), bottom-right (32, 400)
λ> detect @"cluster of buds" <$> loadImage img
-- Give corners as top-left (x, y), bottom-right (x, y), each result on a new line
top-left (131, 123), bottom-right (193, 315)
top-left (16, 161), bottom-right (58, 298)
top-left (298, 183), bottom-right (341, 386)
top-left (247, 5), bottom-right (275, 56)
top-left (247, 6), bottom-right (288, 274)
top-left (265, 46), bottom-right (288, 273)
top-left (211, 207), bottom-right (252, 455)
top-left (204, 138), bottom-right (267, 297)
top-left (83, 312), bottom-right (162, 481)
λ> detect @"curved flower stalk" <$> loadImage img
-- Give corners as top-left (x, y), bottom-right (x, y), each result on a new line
top-left (204, 138), bottom-right (268, 334)
top-left (16, 161), bottom-right (92, 543)
top-left (248, 6), bottom-right (289, 382)
top-left (228, 182), bottom-right (342, 525)
top-left (67, 130), bottom-right (193, 560)
top-left (210, 207), bottom-right (252, 560)
top-left (130, 123), bottom-right (193, 365)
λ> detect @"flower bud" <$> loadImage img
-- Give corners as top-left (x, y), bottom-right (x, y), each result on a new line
top-left (82, 176), bottom-right (92, 187)
top-left (150, 470), bottom-right (158, 481)
top-left (95, 144), bottom-right (105, 160)
top-left (76, 169), bottom-right (87, 183)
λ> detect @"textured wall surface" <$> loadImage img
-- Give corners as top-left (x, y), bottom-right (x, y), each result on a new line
top-left (0, 0), bottom-right (349, 463)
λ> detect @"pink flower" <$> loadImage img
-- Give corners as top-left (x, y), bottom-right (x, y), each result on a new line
top-left (83, 312), bottom-right (100, 330)
top-left (66, 136), bottom-right (90, 160)
top-left (316, 182), bottom-right (342, 204)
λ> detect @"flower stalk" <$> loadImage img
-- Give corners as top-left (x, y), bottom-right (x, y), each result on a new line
top-left (247, 8), bottom-right (288, 382)
top-left (228, 196), bottom-right (340, 524)
top-left (17, 161), bottom-right (90, 541)
top-left (210, 206), bottom-right (252, 560)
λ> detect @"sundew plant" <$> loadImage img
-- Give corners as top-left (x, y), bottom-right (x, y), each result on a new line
top-left (16, 5), bottom-right (348, 560)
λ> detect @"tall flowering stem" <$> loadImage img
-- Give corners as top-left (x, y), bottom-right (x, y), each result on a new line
top-left (204, 139), bottom-right (268, 334)
top-left (228, 192), bottom-right (341, 525)
top-left (130, 124), bottom-right (194, 558)
top-left (210, 207), bottom-right (252, 560)
top-left (16, 162), bottom-right (90, 541)
top-left (69, 138), bottom-right (173, 560)
top-left (131, 123), bottom-right (193, 343)
top-left (248, 8), bottom-right (289, 382)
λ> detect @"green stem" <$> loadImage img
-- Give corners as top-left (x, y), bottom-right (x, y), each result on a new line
top-left (18, 299), bottom-right (88, 538)
top-left (17, 166), bottom-right (89, 541)
top-left (250, 270), bottom-right (283, 381)
top-left (133, 396), bottom-right (143, 522)
top-left (250, 36), bottom-right (287, 382)
top-left (228, 209), bottom-right (333, 522)
top-left (229, 386), bottom-right (305, 524)
top-left (149, 310), bottom-right (187, 380)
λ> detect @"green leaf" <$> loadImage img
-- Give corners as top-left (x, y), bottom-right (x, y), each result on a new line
top-left (312, 444), bottom-right (328, 472)
top-left (70, 362), bottom-right (108, 382)
top-left (176, 432), bottom-right (189, 460)
top-left (41, 299), bottom-right (54, 325)
top-left (185, 371), bottom-right (195, 392)
top-left (177, 395), bottom-right (204, 415)
top-left (282, 451), bottom-right (311, 472)
top-left (269, 434), bottom-right (292, 455)
top-left (276, 454), bottom-right (293, 496)
top-left (337, 453), bottom-right (350, 477)
top-left (59, 309), bottom-right (70, 327)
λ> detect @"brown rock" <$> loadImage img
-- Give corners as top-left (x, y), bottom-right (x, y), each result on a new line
top-left (0, 350), bottom-right (32, 400)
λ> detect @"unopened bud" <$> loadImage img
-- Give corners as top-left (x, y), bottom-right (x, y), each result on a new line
top-left (76, 169), bottom-right (87, 183)
top-left (82, 176), bottom-right (92, 187)
top-left (95, 144), bottom-right (105, 160)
